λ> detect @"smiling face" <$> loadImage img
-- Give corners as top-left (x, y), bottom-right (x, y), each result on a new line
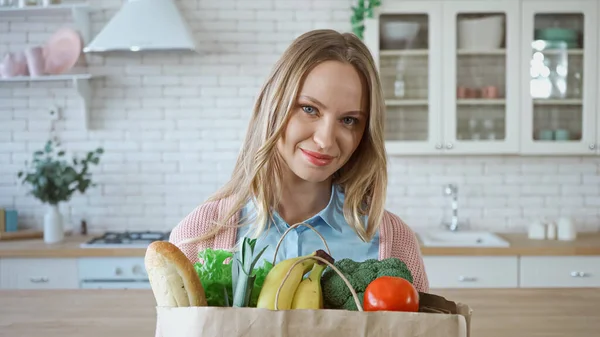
top-left (276, 60), bottom-right (368, 184)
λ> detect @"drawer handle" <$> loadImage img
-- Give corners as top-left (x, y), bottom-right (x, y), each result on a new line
top-left (570, 271), bottom-right (591, 278)
top-left (30, 277), bottom-right (49, 283)
top-left (458, 276), bottom-right (477, 282)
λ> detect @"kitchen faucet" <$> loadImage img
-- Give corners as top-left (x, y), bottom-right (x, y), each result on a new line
top-left (442, 184), bottom-right (463, 231)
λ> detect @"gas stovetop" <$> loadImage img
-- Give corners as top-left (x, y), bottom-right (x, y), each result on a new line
top-left (80, 231), bottom-right (171, 248)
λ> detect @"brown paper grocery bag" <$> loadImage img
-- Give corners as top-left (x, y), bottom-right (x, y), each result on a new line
top-left (157, 303), bottom-right (471, 337)
top-left (156, 254), bottom-right (472, 337)
top-left (156, 223), bottom-right (472, 337)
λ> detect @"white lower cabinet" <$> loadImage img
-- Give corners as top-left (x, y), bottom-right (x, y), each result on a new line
top-left (423, 256), bottom-right (519, 289)
top-left (520, 256), bottom-right (600, 288)
top-left (0, 255), bottom-right (598, 290)
top-left (0, 258), bottom-right (79, 289)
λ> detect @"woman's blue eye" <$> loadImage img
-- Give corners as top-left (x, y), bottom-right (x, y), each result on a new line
top-left (302, 106), bottom-right (316, 114)
top-left (342, 117), bottom-right (358, 125)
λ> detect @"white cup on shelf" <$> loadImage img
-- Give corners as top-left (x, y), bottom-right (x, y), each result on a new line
top-left (528, 219), bottom-right (547, 240)
top-left (556, 217), bottom-right (577, 241)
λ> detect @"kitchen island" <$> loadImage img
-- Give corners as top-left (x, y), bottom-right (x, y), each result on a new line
top-left (0, 288), bottom-right (598, 337)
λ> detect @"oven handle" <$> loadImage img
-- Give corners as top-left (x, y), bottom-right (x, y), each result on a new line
top-left (81, 279), bottom-right (149, 283)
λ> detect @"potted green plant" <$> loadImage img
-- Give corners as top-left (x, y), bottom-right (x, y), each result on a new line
top-left (17, 139), bottom-right (103, 244)
top-left (351, 0), bottom-right (382, 40)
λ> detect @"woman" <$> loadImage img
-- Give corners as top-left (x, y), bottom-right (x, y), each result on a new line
top-left (170, 29), bottom-right (429, 293)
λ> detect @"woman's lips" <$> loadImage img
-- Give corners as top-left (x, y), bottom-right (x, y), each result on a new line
top-left (300, 149), bottom-right (334, 167)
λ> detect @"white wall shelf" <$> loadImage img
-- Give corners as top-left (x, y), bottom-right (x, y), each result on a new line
top-left (0, 74), bottom-right (91, 82)
top-left (0, 74), bottom-right (95, 130)
top-left (0, 3), bottom-right (91, 44)
top-left (0, 3), bottom-right (94, 130)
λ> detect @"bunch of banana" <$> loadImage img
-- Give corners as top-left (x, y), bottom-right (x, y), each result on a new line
top-left (256, 249), bottom-right (334, 310)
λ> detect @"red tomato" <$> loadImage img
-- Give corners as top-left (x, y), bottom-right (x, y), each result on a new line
top-left (363, 276), bottom-right (419, 312)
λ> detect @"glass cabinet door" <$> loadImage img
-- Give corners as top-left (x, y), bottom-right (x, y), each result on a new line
top-left (441, 0), bottom-right (520, 154)
top-left (521, 0), bottom-right (598, 154)
top-left (364, 2), bottom-right (443, 154)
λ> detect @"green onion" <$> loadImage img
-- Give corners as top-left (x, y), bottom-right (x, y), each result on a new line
top-left (232, 237), bottom-right (268, 307)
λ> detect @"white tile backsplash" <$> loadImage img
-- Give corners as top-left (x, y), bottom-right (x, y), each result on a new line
top-left (0, 0), bottom-right (599, 233)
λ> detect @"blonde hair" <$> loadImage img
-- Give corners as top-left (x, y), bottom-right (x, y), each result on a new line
top-left (190, 29), bottom-right (388, 244)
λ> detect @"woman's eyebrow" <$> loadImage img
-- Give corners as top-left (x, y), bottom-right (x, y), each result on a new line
top-left (299, 95), bottom-right (327, 109)
top-left (299, 95), bottom-right (364, 116)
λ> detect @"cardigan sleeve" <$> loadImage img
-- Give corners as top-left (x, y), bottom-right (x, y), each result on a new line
top-left (168, 198), bottom-right (238, 264)
top-left (384, 211), bottom-right (430, 293)
top-left (169, 201), bottom-right (220, 264)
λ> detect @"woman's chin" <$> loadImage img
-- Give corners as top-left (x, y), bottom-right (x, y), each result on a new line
top-left (291, 168), bottom-right (334, 184)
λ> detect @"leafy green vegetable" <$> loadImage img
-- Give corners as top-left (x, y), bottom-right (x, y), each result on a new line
top-left (194, 248), bottom-right (234, 307)
top-left (193, 245), bottom-right (274, 308)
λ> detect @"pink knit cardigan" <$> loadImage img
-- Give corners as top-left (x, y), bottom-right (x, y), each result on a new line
top-left (169, 196), bottom-right (430, 293)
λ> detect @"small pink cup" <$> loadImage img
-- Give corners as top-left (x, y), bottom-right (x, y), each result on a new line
top-left (481, 86), bottom-right (499, 99)
top-left (0, 51), bottom-right (28, 78)
top-left (24, 46), bottom-right (46, 77)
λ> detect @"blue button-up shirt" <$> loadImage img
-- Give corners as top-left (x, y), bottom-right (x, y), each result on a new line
top-left (236, 185), bottom-right (380, 264)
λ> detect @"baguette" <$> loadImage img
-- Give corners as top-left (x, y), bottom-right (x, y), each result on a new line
top-left (144, 241), bottom-right (207, 307)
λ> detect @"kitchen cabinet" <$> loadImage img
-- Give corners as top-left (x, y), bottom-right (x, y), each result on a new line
top-left (520, 0), bottom-right (599, 155)
top-left (364, 0), bottom-right (600, 156)
top-left (423, 256), bottom-right (519, 288)
top-left (78, 257), bottom-right (151, 289)
top-left (425, 255), bottom-right (600, 289)
top-left (0, 258), bottom-right (79, 289)
top-left (520, 256), bottom-right (600, 287)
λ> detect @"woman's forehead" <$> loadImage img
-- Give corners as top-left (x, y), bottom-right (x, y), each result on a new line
top-left (298, 61), bottom-right (367, 113)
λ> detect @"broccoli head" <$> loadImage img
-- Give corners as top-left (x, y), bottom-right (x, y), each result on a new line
top-left (321, 257), bottom-right (413, 311)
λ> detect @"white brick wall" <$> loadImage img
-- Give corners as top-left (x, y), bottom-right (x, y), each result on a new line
top-left (1, 0), bottom-right (599, 234)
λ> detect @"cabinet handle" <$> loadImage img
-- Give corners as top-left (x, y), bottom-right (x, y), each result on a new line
top-left (458, 275), bottom-right (477, 282)
top-left (30, 277), bottom-right (49, 283)
top-left (435, 143), bottom-right (443, 149)
top-left (589, 144), bottom-right (596, 150)
top-left (570, 271), bottom-right (590, 278)
top-left (446, 142), bottom-right (453, 149)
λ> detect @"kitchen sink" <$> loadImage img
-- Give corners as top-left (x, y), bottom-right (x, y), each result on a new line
top-left (416, 230), bottom-right (510, 247)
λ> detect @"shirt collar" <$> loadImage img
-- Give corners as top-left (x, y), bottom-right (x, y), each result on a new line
top-left (316, 184), bottom-right (343, 232)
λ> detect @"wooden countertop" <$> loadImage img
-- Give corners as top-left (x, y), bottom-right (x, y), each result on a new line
top-left (0, 235), bottom-right (147, 258)
top-left (0, 288), bottom-right (598, 337)
top-left (0, 232), bottom-right (599, 258)
top-left (420, 232), bottom-right (600, 256)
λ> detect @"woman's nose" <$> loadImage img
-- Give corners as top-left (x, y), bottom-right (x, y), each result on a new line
top-left (313, 119), bottom-right (336, 150)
